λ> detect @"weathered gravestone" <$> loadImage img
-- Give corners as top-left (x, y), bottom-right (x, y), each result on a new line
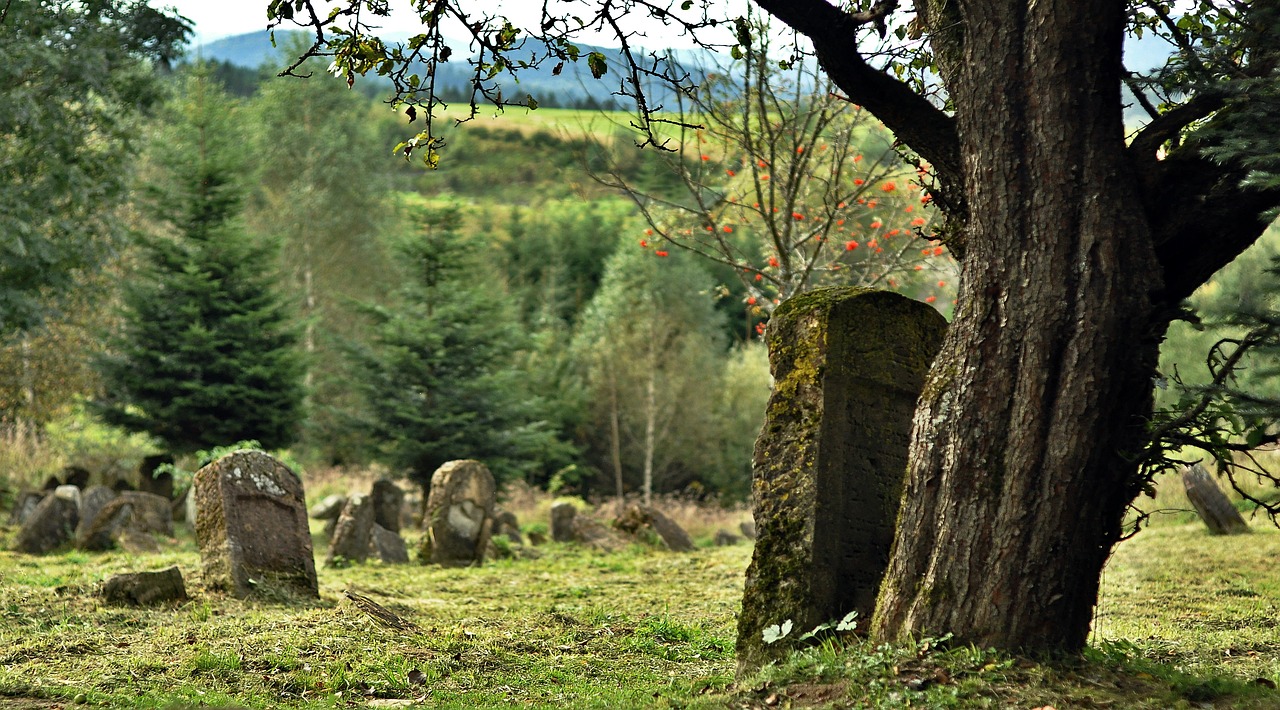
top-left (193, 450), bottom-right (318, 599)
top-left (102, 566), bottom-right (188, 606)
top-left (75, 485), bottom-right (117, 539)
top-left (737, 287), bottom-right (946, 674)
top-left (9, 490), bottom-right (47, 526)
top-left (1181, 463), bottom-right (1250, 535)
top-left (715, 529), bottom-right (742, 546)
top-left (371, 478), bottom-right (405, 533)
top-left (370, 524), bottom-right (410, 564)
top-left (14, 487), bottom-right (80, 554)
top-left (327, 493), bottom-right (374, 567)
top-left (550, 502), bottom-right (577, 542)
top-left (419, 460), bottom-right (495, 567)
top-left (76, 491), bottom-right (173, 552)
top-left (615, 504), bottom-right (695, 552)
top-left (493, 509), bottom-right (523, 544)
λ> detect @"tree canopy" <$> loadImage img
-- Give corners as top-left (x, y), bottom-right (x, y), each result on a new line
top-left (0, 0), bottom-right (189, 335)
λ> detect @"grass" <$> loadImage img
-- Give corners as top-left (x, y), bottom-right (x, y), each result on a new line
top-left (1, 477), bottom-right (1279, 709)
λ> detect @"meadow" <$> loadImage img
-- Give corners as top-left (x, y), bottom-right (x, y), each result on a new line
top-left (2, 471), bottom-right (1279, 710)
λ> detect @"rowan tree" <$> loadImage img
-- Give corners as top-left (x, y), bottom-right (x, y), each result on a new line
top-left (266, 0), bottom-right (1280, 655)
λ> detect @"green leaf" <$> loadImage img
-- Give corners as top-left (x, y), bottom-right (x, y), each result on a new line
top-left (762, 619), bottom-right (793, 644)
top-left (587, 51), bottom-right (608, 79)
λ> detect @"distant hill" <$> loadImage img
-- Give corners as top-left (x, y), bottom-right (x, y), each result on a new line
top-left (189, 30), bottom-right (305, 71)
top-left (189, 31), bottom-right (706, 110)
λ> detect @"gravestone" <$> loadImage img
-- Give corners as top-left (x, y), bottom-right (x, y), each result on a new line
top-left (493, 509), bottom-right (523, 544)
top-left (615, 504), bottom-right (695, 552)
top-left (550, 502), bottom-right (577, 542)
top-left (739, 520), bottom-right (757, 540)
top-left (137, 454), bottom-right (175, 501)
top-left (193, 450), bottom-right (318, 599)
top-left (309, 494), bottom-right (346, 520)
top-left (737, 287), bottom-right (946, 674)
top-left (9, 490), bottom-right (47, 526)
top-left (102, 566), bottom-right (188, 606)
top-left (115, 491), bottom-right (174, 536)
top-left (715, 529), bottom-right (742, 546)
top-left (15, 487), bottom-right (80, 554)
top-left (75, 485), bottom-right (117, 538)
top-left (1182, 464), bottom-right (1249, 535)
top-left (420, 460), bottom-right (495, 567)
top-left (327, 493), bottom-right (374, 567)
top-left (371, 478), bottom-right (405, 533)
top-left (370, 524), bottom-right (410, 564)
top-left (77, 498), bottom-right (137, 552)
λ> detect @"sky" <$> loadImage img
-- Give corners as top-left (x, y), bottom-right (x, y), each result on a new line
top-left (154, 0), bottom-right (718, 47)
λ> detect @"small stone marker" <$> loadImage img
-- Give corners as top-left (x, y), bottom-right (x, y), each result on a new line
top-left (15, 488), bottom-right (79, 554)
top-left (115, 491), bottom-right (174, 536)
top-left (737, 287), bottom-right (946, 674)
top-left (327, 493), bottom-right (374, 567)
top-left (1181, 463), bottom-right (1249, 535)
top-left (102, 566), bottom-right (188, 606)
top-left (76, 485), bottom-right (117, 539)
top-left (309, 494), bottom-right (347, 520)
top-left (615, 504), bottom-right (695, 552)
top-left (420, 460), bottom-right (495, 567)
top-left (370, 524), bottom-right (410, 564)
top-left (371, 478), bottom-right (405, 533)
top-left (8, 490), bottom-right (46, 526)
top-left (193, 450), bottom-right (318, 599)
top-left (715, 529), bottom-right (742, 546)
top-left (739, 520), bottom-right (757, 540)
top-left (77, 498), bottom-right (136, 551)
top-left (550, 502), bottom-right (577, 542)
top-left (493, 509), bottom-right (523, 544)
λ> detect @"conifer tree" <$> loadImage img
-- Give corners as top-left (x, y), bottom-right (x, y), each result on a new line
top-left (352, 203), bottom-right (572, 491)
top-left (95, 69), bottom-right (304, 454)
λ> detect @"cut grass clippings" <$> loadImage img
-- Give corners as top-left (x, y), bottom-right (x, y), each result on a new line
top-left (1, 509), bottom-right (1279, 708)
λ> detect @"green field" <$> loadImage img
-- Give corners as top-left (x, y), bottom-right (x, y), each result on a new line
top-left (2, 481), bottom-right (1279, 710)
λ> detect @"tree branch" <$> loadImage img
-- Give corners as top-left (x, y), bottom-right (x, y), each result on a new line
top-left (751, 0), bottom-right (964, 220)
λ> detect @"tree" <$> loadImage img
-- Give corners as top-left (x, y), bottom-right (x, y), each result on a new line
top-left (351, 203), bottom-right (572, 492)
top-left (269, 0), bottom-right (1280, 654)
top-left (244, 53), bottom-right (394, 463)
top-left (592, 18), bottom-right (954, 312)
top-left (95, 70), bottom-right (305, 455)
top-left (0, 0), bottom-right (188, 335)
top-left (571, 246), bottom-right (728, 503)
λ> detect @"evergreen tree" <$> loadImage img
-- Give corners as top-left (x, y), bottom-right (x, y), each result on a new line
top-left (353, 203), bottom-right (572, 492)
top-left (95, 70), bottom-right (304, 454)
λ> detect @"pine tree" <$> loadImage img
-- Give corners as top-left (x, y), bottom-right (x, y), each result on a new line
top-left (352, 203), bottom-right (572, 492)
top-left (95, 69), bottom-right (304, 454)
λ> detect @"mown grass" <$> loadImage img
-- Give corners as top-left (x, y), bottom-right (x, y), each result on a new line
top-left (2, 483), bottom-right (1279, 709)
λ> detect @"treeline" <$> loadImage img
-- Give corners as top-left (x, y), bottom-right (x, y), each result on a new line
top-left (203, 58), bottom-right (626, 111)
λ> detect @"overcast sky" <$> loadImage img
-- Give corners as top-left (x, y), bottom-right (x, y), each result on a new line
top-left (154, 0), bottom-right (717, 47)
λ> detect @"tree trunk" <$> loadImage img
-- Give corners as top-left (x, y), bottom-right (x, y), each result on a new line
top-left (609, 370), bottom-right (625, 501)
top-left (642, 356), bottom-right (657, 508)
top-left (871, 0), bottom-right (1164, 652)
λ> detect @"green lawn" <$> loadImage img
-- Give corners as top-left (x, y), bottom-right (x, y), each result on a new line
top-left (1, 513), bottom-right (1278, 708)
